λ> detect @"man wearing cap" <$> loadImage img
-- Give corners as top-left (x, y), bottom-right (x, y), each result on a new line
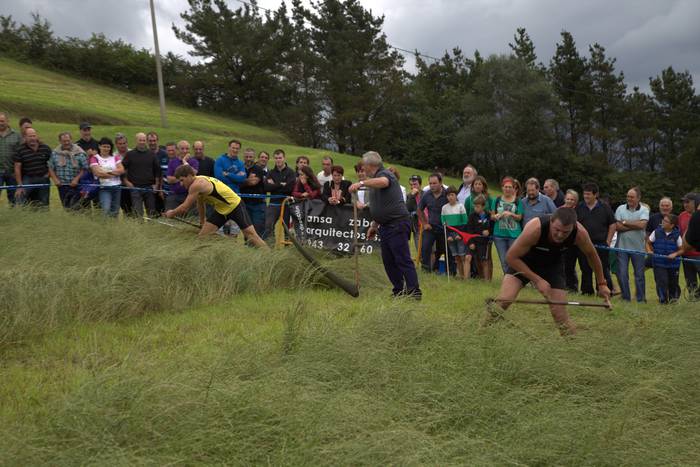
top-left (405, 174), bottom-right (423, 249)
top-left (76, 122), bottom-right (99, 154)
top-left (76, 122), bottom-right (100, 206)
top-left (670, 193), bottom-right (700, 299)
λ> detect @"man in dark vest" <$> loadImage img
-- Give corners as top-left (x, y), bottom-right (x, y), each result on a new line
top-left (349, 151), bottom-right (421, 300)
top-left (489, 208), bottom-right (611, 335)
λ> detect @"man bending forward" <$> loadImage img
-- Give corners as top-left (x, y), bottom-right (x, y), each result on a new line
top-left (491, 208), bottom-right (610, 335)
top-left (165, 164), bottom-right (267, 248)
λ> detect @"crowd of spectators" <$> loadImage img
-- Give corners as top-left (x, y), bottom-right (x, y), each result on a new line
top-left (1, 112), bottom-right (699, 304)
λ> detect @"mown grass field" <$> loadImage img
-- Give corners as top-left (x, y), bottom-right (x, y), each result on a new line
top-left (1, 58), bottom-right (699, 465)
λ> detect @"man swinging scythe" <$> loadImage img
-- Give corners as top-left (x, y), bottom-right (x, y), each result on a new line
top-left (488, 207), bottom-right (611, 335)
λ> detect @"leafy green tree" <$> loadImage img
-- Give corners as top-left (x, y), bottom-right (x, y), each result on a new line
top-left (393, 48), bottom-right (479, 169)
top-left (458, 54), bottom-right (564, 182)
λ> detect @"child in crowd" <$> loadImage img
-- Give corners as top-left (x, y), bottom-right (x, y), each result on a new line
top-left (466, 195), bottom-right (492, 280)
top-left (441, 186), bottom-right (469, 279)
top-left (646, 214), bottom-right (682, 304)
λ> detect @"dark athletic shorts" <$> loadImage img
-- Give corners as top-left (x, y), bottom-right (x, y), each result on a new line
top-left (207, 202), bottom-right (252, 229)
top-left (506, 259), bottom-right (566, 290)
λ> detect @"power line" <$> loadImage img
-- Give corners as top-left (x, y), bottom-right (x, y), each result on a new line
top-left (226, 0), bottom-right (700, 118)
top-left (229, 0), bottom-right (440, 62)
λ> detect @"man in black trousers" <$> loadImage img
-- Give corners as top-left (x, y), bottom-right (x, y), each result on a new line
top-left (349, 151), bottom-right (421, 300)
top-left (575, 182), bottom-right (616, 295)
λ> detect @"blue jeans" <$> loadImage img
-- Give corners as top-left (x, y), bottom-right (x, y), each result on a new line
top-left (245, 201), bottom-right (266, 237)
top-left (99, 185), bottom-right (121, 217)
top-left (617, 251), bottom-right (646, 302)
top-left (0, 172), bottom-right (17, 205)
top-left (493, 236), bottom-right (517, 274)
top-left (420, 225), bottom-right (454, 274)
top-left (16, 175), bottom-right (50, 207)
top-left (653, 266), bottom-right (680, 304)
top-left (57, 185), bottom-right (82, 209)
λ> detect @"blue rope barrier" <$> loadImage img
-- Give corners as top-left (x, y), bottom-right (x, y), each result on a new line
top-left (594, 244), bottom-right (700, 265)
top-left (0, 183), bottom-right (292, 199)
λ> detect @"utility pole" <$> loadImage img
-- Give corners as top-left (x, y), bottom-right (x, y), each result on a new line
top-left (149, 0), bottom-right (168, 128)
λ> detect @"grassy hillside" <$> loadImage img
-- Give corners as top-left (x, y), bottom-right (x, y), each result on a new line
top-left (1, 210), bottom-right (699, 465)
top-left (0, 57), bottom-right (460, 195)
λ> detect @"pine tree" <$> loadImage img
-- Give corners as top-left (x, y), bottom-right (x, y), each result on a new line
top-left (588, 43), bottom-right (626, 162)
top-left (508, 27), bottom-right (537, 69)
top-left (548, 31), bottom-right (592, 155)
top-left (174, 0), bottom-right (293, 120)
top-left (303, 0), bottom-right (406, 154)
top-left (620, 87), bottom-right (659, 171)
top-left (650, 67), bottom-right (699, 163)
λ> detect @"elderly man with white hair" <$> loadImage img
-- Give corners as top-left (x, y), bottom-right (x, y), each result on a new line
top-left (457, 164), bottom-right (477, 204)
top-left (349, 151), bottom-right (421, 300)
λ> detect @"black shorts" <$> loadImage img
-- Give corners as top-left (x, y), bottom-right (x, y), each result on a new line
top-left (506, 259), bottom-right (566, 290)
top-left (207, 202), bottom-right (252, 229)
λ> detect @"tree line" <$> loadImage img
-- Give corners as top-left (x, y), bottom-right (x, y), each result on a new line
top-left (2, 0), bottom-right (699, 204)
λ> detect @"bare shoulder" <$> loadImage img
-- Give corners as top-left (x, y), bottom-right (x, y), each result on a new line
top-left (514, 217), bottom-right (541, 247)
top-left (521, 216), bottom-right (542, 238)
top-left (190, 177), bottom-right (210, 193)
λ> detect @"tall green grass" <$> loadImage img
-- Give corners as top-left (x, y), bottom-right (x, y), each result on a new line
top-left (0, 208), bottom-right (385, 348)
top-left (1, 290), bottom-right (698, 465)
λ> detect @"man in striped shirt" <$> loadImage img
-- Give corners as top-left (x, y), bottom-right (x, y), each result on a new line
top-left (13, 128), bottom-right (52, 207)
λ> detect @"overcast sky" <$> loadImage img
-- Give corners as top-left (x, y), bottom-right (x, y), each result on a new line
top-left (4, 0), bottom-right (699, 92)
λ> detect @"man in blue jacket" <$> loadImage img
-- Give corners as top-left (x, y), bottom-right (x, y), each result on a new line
top-left (214, 139), bottom-right (247, 193)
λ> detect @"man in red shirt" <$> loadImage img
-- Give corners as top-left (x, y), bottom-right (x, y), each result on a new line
top-left (677, 193), bottom-right (700, 300)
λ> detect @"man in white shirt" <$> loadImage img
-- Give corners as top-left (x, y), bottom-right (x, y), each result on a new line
top-left (614, 186), bottom-right (650, 302)
top-left (317, 156), bottom-right (333, 186)
top-left (457, 164), bottom-right (477, 204)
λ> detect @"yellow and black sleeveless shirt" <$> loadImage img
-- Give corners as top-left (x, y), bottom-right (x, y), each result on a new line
top-left (197, 176), bottom-right (241, 215)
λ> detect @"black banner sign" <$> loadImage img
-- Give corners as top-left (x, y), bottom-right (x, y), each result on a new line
top-left (289, 200), bottom-right (381, 255)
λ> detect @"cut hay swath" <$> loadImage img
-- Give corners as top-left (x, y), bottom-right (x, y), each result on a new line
top-left (282, 221), bottom-right (360, 298)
